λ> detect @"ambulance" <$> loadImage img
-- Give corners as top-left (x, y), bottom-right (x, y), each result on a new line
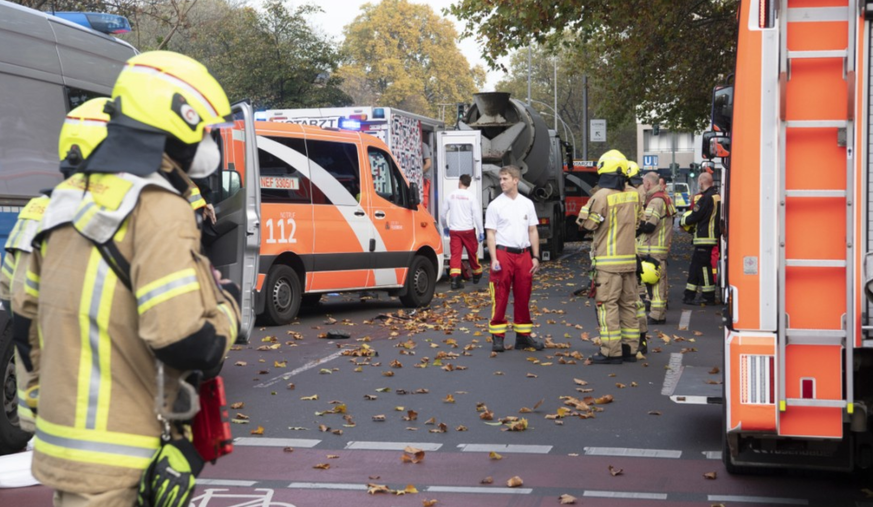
top-left (215, 114), bottom-right (444, 326)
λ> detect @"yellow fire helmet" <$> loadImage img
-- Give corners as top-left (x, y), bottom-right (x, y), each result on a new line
top-left (626, 160), bottom-right (640, 178)
top-left (681, 210), bottom-right (694, 232)
top-left (58, 98), bottom-right (110, 162)
top-left (111, 50), bottom-right (231, 145)
top-left (597, 149), bottom-right (629, 175)
top-left (640, 258), bottom-right (662, 285)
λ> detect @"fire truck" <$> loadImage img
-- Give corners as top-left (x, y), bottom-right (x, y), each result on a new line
top-left (666, 0), bottom-right (873, 473)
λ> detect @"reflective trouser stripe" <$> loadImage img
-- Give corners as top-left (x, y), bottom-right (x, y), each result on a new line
top-left (514, 323), bottom-right (533, 334)
top-left (702, 268), bottom-right (715, 292)
top-left (686, 283), bottom-right (698, 291)
top-left (25, 270), bottom-right (40, 298)
top-left (136, 268), bottom-right (199, 315)
top-left (450, 268), bottom-right (462, 275)
top-left (35, 419), bottom-right (158, 470)
top-left (77, 249), bottom-right (117, 430)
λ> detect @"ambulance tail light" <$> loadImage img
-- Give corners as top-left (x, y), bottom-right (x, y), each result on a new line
top-left (339, 117), bottom-right (362, 131)
top-left (349, 114), bottom-right (368, 121)
top-left (758, 0), bottom-right (775, 29)
top-left (740, 354), bottom-right (775, 406)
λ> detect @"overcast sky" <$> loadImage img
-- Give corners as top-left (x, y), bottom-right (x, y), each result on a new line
top-left (304, 0), bottom-right (506, 90)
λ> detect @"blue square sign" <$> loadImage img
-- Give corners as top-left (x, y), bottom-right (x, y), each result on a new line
top-left (643, 155), bottom-right (658, 167)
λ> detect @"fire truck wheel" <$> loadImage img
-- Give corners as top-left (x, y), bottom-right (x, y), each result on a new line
top-left (399, 255), bottom-right (436, 308)
top-left (0, 320), bottom-right (31, 455)
top-left (263, 265), bottom-right (302, 326)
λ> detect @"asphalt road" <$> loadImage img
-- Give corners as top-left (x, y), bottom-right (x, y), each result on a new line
top-left (2, 232), bottom-right (869, 506)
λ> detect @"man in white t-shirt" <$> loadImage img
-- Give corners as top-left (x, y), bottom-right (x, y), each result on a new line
top-left (485, 165), bottom-right (542, 352)
top-left (442, 174), bottom-right (484, 290)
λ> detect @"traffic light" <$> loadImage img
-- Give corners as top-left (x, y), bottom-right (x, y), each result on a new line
top-left (669, 162), bottom-right (679, 172)
top-left (689, 163), bottom-right (699, 178)
top-left (652, 123), bottom-right (660, 136)
top-left (456, 103), bottom-right (465, 122)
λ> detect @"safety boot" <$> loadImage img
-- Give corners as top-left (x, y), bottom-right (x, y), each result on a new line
top-left (621, 344), bottom-right (638, 363)
top-left (450, 276), bottom-right (462, 290)
top-left (590, 352), bottom-right (622, 365)
top-left (472, 273), bottom-right (482, 284)
top-left (491, 335), bottom-right (505, 352)
top-left (515, 334), bottom-right (544, 351)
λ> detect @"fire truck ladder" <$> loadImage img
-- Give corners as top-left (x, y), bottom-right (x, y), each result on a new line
top-left (777, 0), bottom-right (855, 437)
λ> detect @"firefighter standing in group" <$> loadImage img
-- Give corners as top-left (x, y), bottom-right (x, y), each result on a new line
top-left (441, 173), bottom-right (484, 290)
top-left (486, 165), bottom-right (543, 352)
top-left (625, 161), bottom-right (649, 353)
top-left (13, 51), bottom-right (241, 507)
top-left (0, 98), bottom-right (111, 437)
top-left (681, 172), bottom-right (722, 305)
top-left (637, 171), bottom-right (675, 324)
top-left (577, 150), bottom-right (642, 364)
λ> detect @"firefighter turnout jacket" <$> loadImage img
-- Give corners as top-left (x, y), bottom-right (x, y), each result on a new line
top-left (680, 186), bottom-right (721, 245)
top-left (0, 195), bottom-right (50, 432)
top-left (638, 185), bottom-right (675, 256)
top-left (578, 187), bottom-right (642, 273)
top-left (12, 156), bottom-right (240, 494)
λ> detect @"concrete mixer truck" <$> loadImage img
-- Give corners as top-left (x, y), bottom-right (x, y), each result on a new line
top-left (259, 91), bottom-right (568, 263)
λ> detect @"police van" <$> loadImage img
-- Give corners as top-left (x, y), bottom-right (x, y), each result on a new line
top-left (214, 119), bottom-right (444, 325)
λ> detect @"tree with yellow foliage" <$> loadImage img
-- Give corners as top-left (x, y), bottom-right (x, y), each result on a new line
top-left (338, 0), bottom-right (485, 120)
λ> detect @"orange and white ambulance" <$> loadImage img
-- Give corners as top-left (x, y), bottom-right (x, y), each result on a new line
top-left (666, 0), bottom-right (873, 474)
top-left (215, 109), bottom-right (444, 325)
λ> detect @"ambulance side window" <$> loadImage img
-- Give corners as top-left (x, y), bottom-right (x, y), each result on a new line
top-left (445, 143), bottom-right (474, 178)
top-left (368, 147), bottom-right (407, 206)
top-left (258, 137), bottom-right (312, 204)
top-left (307, 140), bottom-right (360, 205)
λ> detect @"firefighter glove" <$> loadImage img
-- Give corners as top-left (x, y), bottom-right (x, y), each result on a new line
top-left (137, 437), bottom-right (204, 507)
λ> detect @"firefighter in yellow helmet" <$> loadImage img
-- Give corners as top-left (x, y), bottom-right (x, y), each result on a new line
top-left (0, 97), bottom-right (110, 438)
top-left (12, 51), bottom-right (240, 507)
top-left (576, 150), bottom-right (642, 364)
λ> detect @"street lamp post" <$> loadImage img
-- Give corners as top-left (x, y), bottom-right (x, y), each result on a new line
top-left (530, 99), bottom-right (577, 158)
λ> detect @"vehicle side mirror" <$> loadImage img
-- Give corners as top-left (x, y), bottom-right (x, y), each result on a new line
top-left (408, 182), bottom-right (421, 207)
top-left (702, 132), bottom-right (731, 160)
top-left (711, 85), bottom-right (733, 133)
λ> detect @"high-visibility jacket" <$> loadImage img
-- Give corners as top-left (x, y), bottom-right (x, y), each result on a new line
top-left (578, 186), bottom-right (641, 273)
top-left (680, 186), bottom-right (721, 245)
top-left (0, 195), bottom-right (50, 432)
top-left (13, 156), bottom-right (239, 494)
top-left (638, 184), bottom-right (675, 256)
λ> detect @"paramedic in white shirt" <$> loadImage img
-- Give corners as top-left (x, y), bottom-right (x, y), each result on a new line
top-left (442, 174), bottom-right (484, 290)
top-left (484, 165), bottom-right (543, 352)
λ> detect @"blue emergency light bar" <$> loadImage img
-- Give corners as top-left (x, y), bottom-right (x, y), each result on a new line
top-left (53, 12), bottom-right (132, 35)
top-left (338, 118), bottom-right (362, 131)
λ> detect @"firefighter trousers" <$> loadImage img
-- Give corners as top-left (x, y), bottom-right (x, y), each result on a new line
top-left (449, 229), bottom-right (482, 278)
top-left (647, 254), bottom-right (669, 321)
top-left (595, 270), bottom-right (639, 357)
top-left (685, 245), bottom-right (715, 301)
top-left (53, 488), bottom-right (137, 507)
top-left (488, 249), bottom-right (533, 337)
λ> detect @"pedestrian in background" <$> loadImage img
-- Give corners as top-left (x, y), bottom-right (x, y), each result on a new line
top-left (577, 150), bottom-right (641, 364)
top-left (486, 165), bottom-right (543, 352)
top-left (442, 173), bottom-right (484, 290)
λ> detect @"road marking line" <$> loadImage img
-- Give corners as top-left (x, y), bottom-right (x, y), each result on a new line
top-left (703, 451), bottom-right (722, 460)
top-left (661, 353), bottom-right (686, 396)
top-left (457, 444), bottom-right (552, 454)
top-left (426, 486), bottom-right (532, 494)
top-left (197, 479), bottom-right (258, 487)
top-left (584, 490), bottom-right (668, 500)
top-left (345, 441), bottom-right (443, 451)
top-left (287, 482), bottom-right (368, 491)
top-left (583, 447), bottom-right (682, 459)
top-left (708, 495), bottom-right (807, 505)
top-left (678, 309), bottom-right (692, 330)
top-left (234, 437), bottom-right (321, 448)
top-left (254, 350), bottom-right (345, 388)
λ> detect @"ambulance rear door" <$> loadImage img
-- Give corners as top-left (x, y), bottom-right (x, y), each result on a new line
top-left (435, 130), bottom-right (483, 262)
top-left (210, 101), bottom-right (261, 342)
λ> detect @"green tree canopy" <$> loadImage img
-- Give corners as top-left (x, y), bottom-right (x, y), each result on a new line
top-left (338, 0), bottom-right (486, 120)
top-left (448, 1), bottom-right (738, 130)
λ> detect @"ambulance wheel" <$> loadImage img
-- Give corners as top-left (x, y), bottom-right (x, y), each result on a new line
top-left (400, 256), bottom-right (436, 308)
top-left (263, 265), bottom-right (302, 326)
top-left (0, 321), bottom-right (31, 455)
